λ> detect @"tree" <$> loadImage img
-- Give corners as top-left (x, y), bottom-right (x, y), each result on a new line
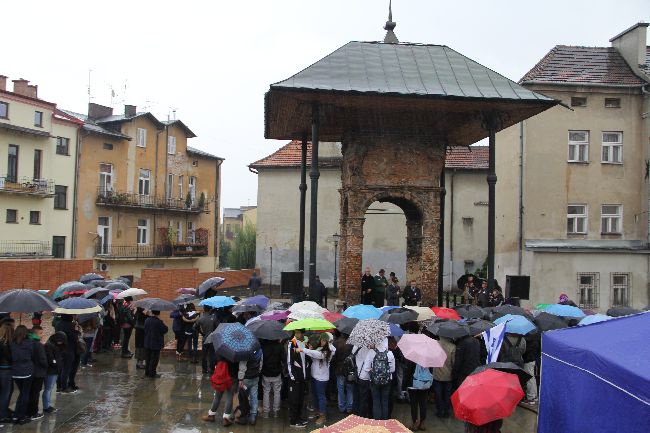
top-left (219, 238), bottom-right (231, 268)
top-left (227, 222), bottom-right (256, 270)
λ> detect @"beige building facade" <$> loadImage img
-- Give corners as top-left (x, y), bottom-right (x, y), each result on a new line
top-left (0, 76), bottom-right (81, 259)
top-left (495, 23), bottom-right (650, 311)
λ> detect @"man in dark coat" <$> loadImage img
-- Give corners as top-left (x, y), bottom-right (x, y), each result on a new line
top-left (402, 280), bottom-right (422, 306)
top-left (144, 310), bottom-right (168, 378)
top-left (451, 335), bottom-right (481, 390)
top-left (54, 314), bottom-right (79, 393)
top-left (313, 276), bottom-right (327, 307)
top-left (361, 267), bottom-right (375, 305)
top-left (248, 272), bottom-right (262, 296)
top-left (373, 269), bottom-right (388, 307)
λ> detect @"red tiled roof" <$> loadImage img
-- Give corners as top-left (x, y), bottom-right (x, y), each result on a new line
top-left (520, 45), bottom-right (647, 87)
top-left (250, 141), bottom-right (488, 170)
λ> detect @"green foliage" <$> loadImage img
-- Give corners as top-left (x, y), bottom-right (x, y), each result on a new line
top-left (198, 192), bottom-right (206, 209)
top-left (219, 238), bottom-right (231, 268)
top-left (476, 257), bottom-right (488, 279)
top-left (227, 222), bottom-right (256, 270)
top-left (185, 192), bottom-right (192, 209)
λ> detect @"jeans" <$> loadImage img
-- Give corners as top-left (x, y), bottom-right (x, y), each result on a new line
top-left (354, 379), bottom-right (371, 417)
top-left (202, 343), bottom-right (216, 374)
top-left (288, 379), bottom-right (306, 424)
top-left (262, 375), bottom-right (282, 414)
top-left (243, 377), bottom-right (259, 416)
top-left (186, 332), bottom-right (199, 355)
top-left (370, 383), bottom-right (390, 420)
top-left (523, 361), bottom-right (538, 401)
top-left (408, 388), bottom-right (428, 423)
top-left (432, 380), bottom-right (452, 416)
top-left (42, 374), bottom-right (57, 410)
top-left (80, 336), bottom-right (94, 365)
top-left (336, 375), bottom-right (354, 412)
top-left (145, 349), bottom-right (161, 377)
top-left (121, 327), bottom-right (133, 354)
top-left (0, 369), bottom-right (12, 419)
top-left (175, 332), bottom-right (186, 354)
top-left (27, 377), bottom-right (44, 417)
top-left (209, 380), bottom-right (237, 418)
top-left (311, 379), bottom-right (328, 414)
top-left (13, 377), bottom-right (33, 420)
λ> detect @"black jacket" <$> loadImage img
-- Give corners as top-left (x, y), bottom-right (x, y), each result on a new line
top-left (452, 336), bottom-right (481, 388)
top-left (54, 319), bottom-right (78, 353)
top-left (31, 341), bottom-right (48, 378)
top-left (0, 341), bottom-right (11, 369)
top-left (144, 316), bottom-right (169, 351)
top-left (248, 275), bottom-right (262, 292)
top-left (261, 341), bottom-right (283, 377)
top-left (402, 286), bottom-right (422, 306)
top-left (10, 340), bottom-right (35, 378)
top-left (523, 333), bottom-right (541, 364)
top-left (45, 341), bottom-right (63, 375)
top-left (195, 312), bottom-right (217, 338)
top-left (285, 339), bottom-right (308, 381)
top-left (332, 336), bottom-right (353, 376)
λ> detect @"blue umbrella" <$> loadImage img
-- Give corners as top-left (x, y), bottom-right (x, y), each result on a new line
top-left (343, 304), bottom-right (382, 320)
top-left (83, 287), bottom-right (109, 299)
top-left (55, 297), bottom-right (101, 314)
top-left (543, 304), bottom-right (586, 318)
top-left (208, 323), bottom-right (260, 362)
top-left (197, 277), bottom-right (226, 296)
top-left (381, 305), bottom-right (400, 312)
top-left (389, 323), bottom-right (404, 337)
top-left (199, 295), bottom-right (235, 309)
top-left (79, 273), bottom-right (105, 284)
top-left (0, 289), bottom-right (59, 313)
top-left (242, 295), bottom-right (269, 309)
top-left (104, 281), bottom-right (129, 291)
top-left (579, 314), bottom-right (613, 326)
top-left (52, 282), bottom-right (87, 301)
top-left (494, 314), bottom-right (537, 335)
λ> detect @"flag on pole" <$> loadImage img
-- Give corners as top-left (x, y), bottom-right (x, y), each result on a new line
top-left (482, 321), bottom-right (506, 364)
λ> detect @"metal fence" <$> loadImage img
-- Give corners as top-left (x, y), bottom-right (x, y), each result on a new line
top-left (96, 188), bottom-right (208, 213)
top-left (95, 242), bottom-right (208, 258)
top-left (0, 176), bottom-right (55, 195)
top-left (0, 240), bottom-right (51, 257)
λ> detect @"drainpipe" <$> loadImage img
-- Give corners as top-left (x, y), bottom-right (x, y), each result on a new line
top-left (153, 127), bottom-right (162, 248)
top-left (437, 164), bottom-right (446, 306)
top-left (71, 128), bottom-right (82, 258)
top-left (518, 121), bottom-right (525, 275)
top-left (215, 159), bottom-right (223, 270)
top-left (449, 169), bottom-right (456, 291)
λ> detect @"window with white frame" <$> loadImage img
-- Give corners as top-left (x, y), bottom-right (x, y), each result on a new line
top-left (568, 131), bottom-right (589, 162)
top-left (167, 135), bottom-right (176, 154)
top-left (138, 169), bottom-right (151, 195)
top-left (178, 175), bottom-right (184, 199)
top-left (577, 272), bottom-right (599, 308)
top-left (601, 132), bottom-right (622, 164)
top-left (611, 272), bottom-right (630, 307)
top-left (137, 128), bottom-right (147, 148)
top-left (567, 204), bottom-right (587, 234)
top-left (137, 219), bottom-right (149, 245)
top-left (166, 174), bottom-right (173, 200)
top-left (176, 221), bottom-right (183, 243)
top-left (601, 204), bottom-right (622, 234)
top-left (187, 221), bottom-right (195, 243)
top-left (189, 176), bottom-right (196, 205)
top-left (99, 163), bottom-right (113, 195)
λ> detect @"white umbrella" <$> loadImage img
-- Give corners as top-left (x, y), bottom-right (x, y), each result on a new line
top-left (288, 310), bottom-right (324, 321)
top-left (408, 306), bottom-right (436, 322)
top-left (116, 288), bottom-right (147, 299)
top-left (290, 300), bottom-right (327, 314)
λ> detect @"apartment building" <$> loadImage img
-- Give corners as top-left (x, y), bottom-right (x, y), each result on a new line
top-left (222, 206), bottom-right (257, 245)
top-left (0, 76), bottom-right (81, 259)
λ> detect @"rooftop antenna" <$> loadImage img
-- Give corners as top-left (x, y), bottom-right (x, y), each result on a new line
top-left (87, 69), bottom-right (93, 104)
top-left (383, 0), bottom-right (399, 43)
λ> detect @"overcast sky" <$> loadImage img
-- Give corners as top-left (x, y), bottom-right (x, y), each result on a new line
top-left (3, 1), bottom-right (647, 209)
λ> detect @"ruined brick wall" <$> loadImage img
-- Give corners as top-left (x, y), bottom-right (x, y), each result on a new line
top-left (338, 133), bottom-right (445, 305)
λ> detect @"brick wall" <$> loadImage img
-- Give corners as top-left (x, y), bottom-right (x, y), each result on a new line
top-left (0, 259), bottom-right (95, 292)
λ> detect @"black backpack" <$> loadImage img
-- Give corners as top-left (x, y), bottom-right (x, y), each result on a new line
top-left (343, 347), bottom-right (361, 383)
top-left (500, 336), bottom-right (524, 367)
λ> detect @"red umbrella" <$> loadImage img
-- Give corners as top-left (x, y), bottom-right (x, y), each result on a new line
top-left (451, 369), bottom-right (523, 425)
top-left (431, 307), bottom-right (461, 320)
top-left (323, 311), bottom-right (345, 323)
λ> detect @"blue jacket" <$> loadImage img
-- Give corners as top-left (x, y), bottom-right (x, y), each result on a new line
top-left (10, 340), bottom-right (35, 378)
top-left (144, 316), bottom-right (168, 350)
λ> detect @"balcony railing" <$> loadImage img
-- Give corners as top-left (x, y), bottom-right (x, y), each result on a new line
top-left (96, 188), bottom-right (208, 213)
top-left (0, 176), bottom-right (55, 196)
top-left (0, 240), bottom-right (52, 258)
top-left (95, 240), bottom-right (208, 259)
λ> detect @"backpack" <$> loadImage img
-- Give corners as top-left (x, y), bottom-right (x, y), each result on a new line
top-left (211, 360), bottom-right (233, 392)
top-left (370, 349), bottom-right (391, 386)
top-left (343, 347), bottom-right (360, 383)
top-left (412, 364), bottom-right (433, 390)
top-left (500, 336), bottom-right (525, 367)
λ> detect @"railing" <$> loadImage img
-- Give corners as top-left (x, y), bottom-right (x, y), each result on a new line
top-left (0, 176), bottom-right (55, 196)
top-left (444, 292), bottom-right (467, 308)
top-left (95, 241), bottom-right (208, 258)
top-left (96, 188), bottom-right (208, 213)
top-left (0, 240), bottom-right (51, 257)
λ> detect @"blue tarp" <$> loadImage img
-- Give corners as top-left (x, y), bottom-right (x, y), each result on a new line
top-left (538, 312), bottom-right (650, 433)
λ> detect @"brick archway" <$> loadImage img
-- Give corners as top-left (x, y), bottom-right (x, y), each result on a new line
top-left (338, 133), bottom-right (445, 305)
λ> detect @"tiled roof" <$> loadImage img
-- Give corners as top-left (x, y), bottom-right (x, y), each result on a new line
top-left (250, 141), bottom-right (488, 170)
top-left (187, 145), bottom-right (224, 161)
top-left (520, 45), bottom-right (647, 86)
top-left (59, 109), bottom-right (131, 140)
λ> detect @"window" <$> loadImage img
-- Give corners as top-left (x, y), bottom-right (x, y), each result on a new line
top-left (187, 221), bottom-right (195, 243)
top-left (137, 128), bottom-right (147, 148)
top-left (52, 236), bottom-right (65, 259)
top-left (29, 211), bottom-right (40, 224)
top-left (601, 204), bottom-right (622, 234)
top-left (604, 98), bottom-right (621, 108)
top-left (0, 101), bottom-right (8, 118)
top-left (166, 174), bottom-right (173, 200)
top-left (567, 204), bottom-right (587, 234)
top-left (56, 137), bottom-right (70, 155)
top-left (54, 185), bottom-right (67, 209)
top-left (568, 131), bottom-right (589, 162)
top-left (7, 144), bottom-right (18, 183)
top-left (34, 111), bottom-right (43, 127)
top-left (6, 209), bottom-right (17, 223)
top-left (97, 216), bottom-right (110, 255)
top-left (103, 143), bottom-right (114, 150)
top-left (192, 160), bottom-right (198, 167)
top-left (189, 176), bottom-right (196, 205)
top-left (167, 135), bottom-right (176, 154)
top-left (178, 175), bottom-right (184, 199)
top-left (137, 219), bottom-right (149, 245)
top-left (99, 163), bottom-right (113, 195)
top-left (138, 169), bottom-right (150, 195)
top-left (570, 97), bottom-right (587, 107)
top-left (577, 272), bottom-right (599, 308)
top-left (601, 132), bottom-right (622, 164)
top-left (176, 221), bottom-right (183, 243)
top-left (33, 149), bottom-right (42, 180)
top-left (611, 273), bottom-right (630, 307)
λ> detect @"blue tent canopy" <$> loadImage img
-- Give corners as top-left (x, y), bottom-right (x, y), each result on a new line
top-left (539, 312), bottom-right (650, 433)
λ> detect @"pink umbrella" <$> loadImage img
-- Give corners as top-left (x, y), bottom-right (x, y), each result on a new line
top-left (261, 310), bottom-right (290, 321)
top-left (397, 333), bottom-right (447, 368)
top-left (177, 288), bottom-right (196, 295)
top-left (323, 311), bottom-right (345, 323)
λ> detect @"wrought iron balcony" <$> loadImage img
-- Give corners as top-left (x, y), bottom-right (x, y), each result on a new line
top-left (0, 240), bottom-right (52, 258)
top-left (95, 188), bottom-right (208, 213)
top-left (0, 176), bottom-right (55, 197)
top-left (95, 240), bottom-right (208, 259)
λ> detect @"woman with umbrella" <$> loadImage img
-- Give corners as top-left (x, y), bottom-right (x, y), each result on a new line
top-left (296, 333), bottom-right (336, 425)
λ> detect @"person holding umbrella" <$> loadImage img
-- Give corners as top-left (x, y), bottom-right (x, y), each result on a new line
top-left (361, 338), bottom-right (395, 420)
top-left (117, 297), bottom-right (135, 358)
top-left (237, 348), bottom-right (263, 425)
top-left (260, 338), bottom-right (284, 419)
top-left (54, 315), bottom-right (80, 393)
top-left (452, 333), bottom-right (481, 391)
top-left (286, 327), bottom-right (309, 428)
top-left (297, 333), bottom-right (336, 425)
top-left (332, 330), bottom-right (354, 414)
top-left (143, 311), bottom-right (168, 378)
top-left (195, 305), bottom-right (218, 375)
top-left (11, 325), bottom-right (37, 424)
top-left (133, 307), bottom-right (148, 370)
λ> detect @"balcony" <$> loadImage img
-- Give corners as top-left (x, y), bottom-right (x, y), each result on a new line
top-left (0, 240), bottom-right (52, 258)
top-left (95, 229), bottom-right (209, 259)
top-left (0, 176), bottom-right (55, 197)
top-left (96, 188), bottom-right (208, 214)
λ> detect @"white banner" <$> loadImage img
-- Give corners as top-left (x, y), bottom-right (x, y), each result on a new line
top-left (482, 321), bottom-right (507, 364)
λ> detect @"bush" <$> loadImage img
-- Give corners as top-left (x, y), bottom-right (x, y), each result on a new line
top-left (227, 222), bottom-right (256, 270)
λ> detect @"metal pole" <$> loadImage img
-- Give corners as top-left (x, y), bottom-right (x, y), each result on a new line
top-left (269, 246), bottom-right (273, 298)
top-left (298, 132), bottom-right (308, 273)
top-left (308, 103), bottom-right (320, 301)
top-left (333, 239), bottom-right (338, 296)
top-left (438, 165), bottom-right (446, 306)
top-left (487, 123), bottom-right (497, 292)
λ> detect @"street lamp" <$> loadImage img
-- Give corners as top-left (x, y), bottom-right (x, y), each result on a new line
top-left (332, 233), bottom-right (341, 297)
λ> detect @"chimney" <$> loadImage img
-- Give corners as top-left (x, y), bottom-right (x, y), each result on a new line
top-left (610, 22), bottom-right (649, 75)
top-left (88, 102), bottom-right (113, 120)
top-left (124, 104), bottom-right (137, 117)
top-left (27, 84), bottom-right (38, 99)
top-left (0, 75), bottom-right (6, 91)
top-left (12, 78), bottom-right (29, 96)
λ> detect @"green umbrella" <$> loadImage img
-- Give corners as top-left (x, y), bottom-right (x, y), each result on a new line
top-left (536, 303), bottom-right (551, 310)
top-left (283, 318), bottom-right (334, 331)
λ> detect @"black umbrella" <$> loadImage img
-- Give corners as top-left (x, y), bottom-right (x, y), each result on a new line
top-left (379, 307), bottom-right (418, 324)
top-left (334, 317), bottom-right (359, 335)
top-left (246, 320), bottom-right (291, 340)
top-left (232, 304), bottom-right (264, 315)
top-left (209, 323), bottom-right (260, 362)
top-left (174, 294), bottom-right (198, 305)
top-left (426, 320), bottom-right (470, 339)
top-left (79, 273), bottom-right (105, 284)
top-left (83, 287), bottom-right (110, 299)
top-left (472, 362), bottom-right (532, 389)
top-left (465, 318), bottom-right (496, 335)
top-left (454, 304), bottom-right (486, 319)
top-left (133, 297), bottom-right (177, 311)
top-left (606, 306), bottom-right (641, 317)
top-left (197, 277), bottom-right (226, 296)
top-left (534, 312), bottom-right (569, 332)
top-left (492, 304), bottom-right (531, 319)
top-left (0, 289), bottom-right (59, 313)
top-left (456, 273), bottom-right (476, 291)
top-left (104, 281), bottom-right (129, 291)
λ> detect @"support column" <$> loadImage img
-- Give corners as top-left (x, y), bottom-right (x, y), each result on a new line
top-left (421, 215), bottom-right (440, 305)
top-left (438, 166), bottom-right (446, 306)
top-left (308, 103), bottom-right (320, 301)
top-left (405, 219), bottom-right (423, 285)
top-left (487, 124), bottom-right (497, 291)
top-left (298, 132), bottom-right (308, 273)
top-left (342, 217), bottom-right (364, 305)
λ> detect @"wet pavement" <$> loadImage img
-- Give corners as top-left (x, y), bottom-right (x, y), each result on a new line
top-left (2, 352), bottom-right (538, 433)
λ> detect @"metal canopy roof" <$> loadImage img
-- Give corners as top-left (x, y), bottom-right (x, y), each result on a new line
top-left (265, 41), bottom-right (558, 144)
